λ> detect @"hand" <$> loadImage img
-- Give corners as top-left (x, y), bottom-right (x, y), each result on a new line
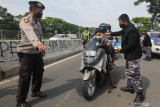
top-left (106, 33), bottom-right (111, 36)
top-left (37, 44), bottom-right (50, 51)
top-left (80, 41), bottom-right (82, 44)
top-left (100, 35), bottom-right (104, 39)
top-left (116, 46), bottom-right (121, 52)
top-left (107, 42), bottom-right (111, 46)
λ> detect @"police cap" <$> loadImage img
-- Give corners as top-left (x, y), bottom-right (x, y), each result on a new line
top-left (29, 1), bottom-right (45, 10)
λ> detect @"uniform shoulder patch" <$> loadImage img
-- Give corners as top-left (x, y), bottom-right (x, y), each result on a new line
top-left (24, 19), bottom-right (29, 23)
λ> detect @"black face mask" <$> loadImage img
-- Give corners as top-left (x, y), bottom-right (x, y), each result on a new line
top-left (35, 12), bottom-right (42, 18)
top-left (119, 23), bottom-right (126, 29)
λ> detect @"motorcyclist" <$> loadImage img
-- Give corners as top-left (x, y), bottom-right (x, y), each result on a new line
top-left (79, 28), bottom-right (106, 73)
top-left (99, 23), bottom-right (117, 88)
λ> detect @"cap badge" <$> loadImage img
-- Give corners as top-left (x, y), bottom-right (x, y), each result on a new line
top-left (37, 3), bottom-right (42, 7)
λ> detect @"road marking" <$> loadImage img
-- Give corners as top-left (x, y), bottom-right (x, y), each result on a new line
top-left (0, 53), bottom-right (82, 85)
top-left (44, 53), bottom-right (82, 69)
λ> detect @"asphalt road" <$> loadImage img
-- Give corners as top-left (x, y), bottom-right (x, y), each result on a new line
top-left (0, 53), bottom-right (160, 107)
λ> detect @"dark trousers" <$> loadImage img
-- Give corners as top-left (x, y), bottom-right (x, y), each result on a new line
top-left (111, 47), bottom-right (116, 62)
top-left (16, 54), bottom-right (44, 103)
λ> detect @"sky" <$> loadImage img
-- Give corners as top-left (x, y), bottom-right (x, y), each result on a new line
top-left (0, 0), bottom-right (150, 31)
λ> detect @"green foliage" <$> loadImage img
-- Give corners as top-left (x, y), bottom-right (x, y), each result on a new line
top-left (0, 5), bottom-right (95, 39)
top-left (131, 17), bottom-right (151, 31)
top-left (40, 17), bottom-right (84, 34)
top-left (138, 25), bottom-right (150, 36)
top-left (15, 12), bottom-right (30, 21)
top-left (139, 25), bottom-right (160, 36)
top-left (134, 0), bottom-right (160, 29)
top-left (131, 17), bottom-right (160, 36)
top-left (131, 17), bottom-right (151, 26)
top-left (0, 6), bottom-right (19, 30)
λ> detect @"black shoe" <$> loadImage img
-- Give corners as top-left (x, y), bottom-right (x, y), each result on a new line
top-left (31, 91), bottom-right (47, 98)
top-left (111, 81), bottom-right (117, 88)
top-left (133, 92), bottom-right (145, 106)
top-left (146, 57), bottom-right (151, 61)
top-left (121, 85), bottom-right (135, 93)
top-left (16, 102), bottom-right (31, 107)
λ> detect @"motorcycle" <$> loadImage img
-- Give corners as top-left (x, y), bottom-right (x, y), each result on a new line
top-left (81, 37), bottom-right (113, 100)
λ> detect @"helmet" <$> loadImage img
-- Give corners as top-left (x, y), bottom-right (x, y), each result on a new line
top-left (106, 24), bottom-right (111, 32)
top-left (99, 23), bottom-right (111, 33)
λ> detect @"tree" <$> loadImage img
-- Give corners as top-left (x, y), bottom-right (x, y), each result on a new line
top-left (134, 0), bottom-right (160, 29)
top-left (0, 5), bottom-right (19, 30)
top-left (154, 14), bottom-right (160, 26)
top-left (0, 5), bottom-right (93, 39)
top-left (89, 27), bottom-right (96, 33)
top-left (131, 17), bottom-right (151, 31)
top-left (15, 12), bottom-right (29, 21)
top-left (41, 17), bottom-right (85, 35)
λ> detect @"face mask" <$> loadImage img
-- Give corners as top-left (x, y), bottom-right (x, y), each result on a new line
top-left (35, 12), bottom-right (42, 18)
top-left (96, 36), bottom-right (100, 39)
top-left (119, 23), bottom-right (126, 29)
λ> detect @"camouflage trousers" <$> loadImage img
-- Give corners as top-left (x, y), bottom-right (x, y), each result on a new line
top-left (125, 59), bottom-right (143, 92)
top-left (145, 47), bottom-right (151, 58)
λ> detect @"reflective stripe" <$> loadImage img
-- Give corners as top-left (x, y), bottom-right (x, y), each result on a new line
top-left (83, 32), bottom-right (90, 40)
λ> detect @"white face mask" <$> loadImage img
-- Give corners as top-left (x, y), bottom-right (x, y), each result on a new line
top-left (96, 36), bottom-right (100, 39)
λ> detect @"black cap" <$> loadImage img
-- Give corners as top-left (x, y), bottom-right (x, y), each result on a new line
top-left (85, 27), bottom-right (88, 30)
top-left (29, 1), bottom-right (45, 10)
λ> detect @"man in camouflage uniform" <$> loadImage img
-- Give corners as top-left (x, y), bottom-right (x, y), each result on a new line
top-left (106, 14), bottom-right (144, 106)
top-left (142, 31), bottom-right (152, 61)
top-left (16, 1), bottom-right (49, 107)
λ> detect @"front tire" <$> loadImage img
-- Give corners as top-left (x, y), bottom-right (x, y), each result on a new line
top-left (82, 78), bottom-right (96, 100)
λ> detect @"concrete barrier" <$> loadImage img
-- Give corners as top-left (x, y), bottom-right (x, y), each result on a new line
top-left (0, 67), bottom-right (2, 80)
top-left (0, 40), bottom-right (83, 80)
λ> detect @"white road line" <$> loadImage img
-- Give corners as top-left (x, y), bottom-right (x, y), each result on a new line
top-left (0, 53), bottom-right (82, 86)
top-left (44, 53), bottom-right (82, 69)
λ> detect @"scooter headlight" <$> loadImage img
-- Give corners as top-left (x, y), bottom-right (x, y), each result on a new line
top-left (85, 51), bottom-right (96, 56)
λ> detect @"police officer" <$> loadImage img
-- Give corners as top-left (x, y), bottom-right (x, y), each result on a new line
top-left (106, 14), bottom-right (144, 106)
top-left (142, 31), bottom-right (152, 61)
top-left (80, 27), bottom-right (92, 48)
top-left (16, 1), bottom-right (49, 107)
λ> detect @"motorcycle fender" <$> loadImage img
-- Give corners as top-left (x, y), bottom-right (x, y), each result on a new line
top-left (83, 70), bottom-right (95, 80)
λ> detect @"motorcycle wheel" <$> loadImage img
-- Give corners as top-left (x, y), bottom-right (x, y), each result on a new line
top-left (82, 77), bottom-right (96, 100)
